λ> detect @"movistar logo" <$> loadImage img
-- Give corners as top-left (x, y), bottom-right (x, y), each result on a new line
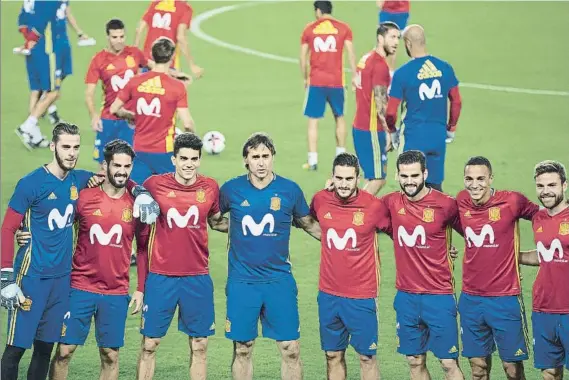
top-left (167, 206), bottom-right (200, 228)
top-left (326, 228), bottom-right (357, 250)
top-left (48, 204), bottom-right (74, 231)
top-left (241, 214), bottom-right (275, 237)
top-left (397, 225), bottom-right (427, 247)
top-left (465, 224), bottom-right (496, 248)
top-left (89, 224), bottom-right (123, 246)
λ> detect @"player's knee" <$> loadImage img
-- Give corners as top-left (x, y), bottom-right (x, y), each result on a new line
top-left (278, 340), bottom-right (300, 362)
top-left (469, 357), bottom-right (490, 377)
top-left (33, 340), bottom-right (54, 358)
top-left (99, 348), bottom-right (119, 365)
top-left (359, 354), bottom-right (376, 366)
top-left (56, 344), bottom-right (77, 362)
top-left (406, 355), bottom-right (426, 370)
top-left (191, 337), bottom-right (208, 357)
top-left (141, 337), bottom-right (161, 356)
top-left (325, 351), bottom-right (344, 364)
top-left (440, 358), bottom-right (460, 373)
top-left (502, 361), bottom-right (524, 379)
top-left (1, 345), bottom-right (26, 369)
top-left (541, 368), bottom-right (563, 380)
top-left (234, 341), bottom-right (254, 360)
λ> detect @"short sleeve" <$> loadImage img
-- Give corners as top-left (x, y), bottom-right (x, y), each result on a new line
top-left (85, 55), bottom-right (100, 84)
top-left (292, 184), bottom-right (310, 219)
top-left (300, 26), bottom-right (310, 44)
top-left (447, 63), bottom-right (459, 89)
top-left (8, 177), bottom-right (37, 215)
top-left (75, 170), bottom-right (96, 191)
top-left (134, 47), bottom-right (148, 67)
top-left (374, 197), bottom-right (392, 235)
top-left (345, 25), bottom-right (353, 41)
top-left (309, 195), bottom-right (319, 221)
top-left (513, 192), bottom-right (539, 221)
top-left (180, 4), bottom-right (192, 26)
top-left (372, 60), bottom-right (391, 88)
top-left (176, 83), bottom-right (188, 108)
top-left (117, 79), bottom-right (133, 104)
top-left (446, 199), bottom-right (463, 235)
top-left (219, 182), bottom-right (231, 215)
top-left (388, 68), bottom-right (404, 99)
top-left (142, 4), bottom-right (153, 24)
top-left (208, 180), bottom-right (220, 217)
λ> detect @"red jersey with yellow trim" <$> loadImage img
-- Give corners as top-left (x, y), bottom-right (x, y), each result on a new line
top-left (381, 0), bottom-right (410, 13)
top-left (71, 187), bottom-right (138, 295)
top-left (117, 71), bottom-right (187, 153)
top-left (457, 190), bottom-right (539, 297)
top-left (301, 17), bottom-right (352, 88)
top-left (381, 189), bottom-right (461, 294)
top-left (85, 46), bottom-right (147, 120)
top-left (353, 50), bottom-right (391, 131)
top-left (532, 206), bottom-right (569, 313)
top-left (310, 189), bottom-right (390, 299)
top-left (142, 0), bottom-right (193, 67)
top-left (143, 173), bottom-right (219, 276)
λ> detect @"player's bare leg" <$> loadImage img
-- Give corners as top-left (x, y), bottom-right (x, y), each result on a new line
top-left (136, 336), bottom-right (161, 380)
top-left (468, 356), bottom-right (492, 380)
top-left (277, 340), bottom-right (302, 380)
top-left (232, 340), bottom-right (254, 380)
top-left (29, 91), bottom-right (42, 114)
top-left (363, 179), bottom-right (386, 195)
top-left (407, 355), bottom-right (432, 380)
top-left (334, 115), bottom-right (347, 156)
top-left (189, 337), bottom-right (208, 380)
top-left (502, 360), bottom-right (526, 380)
top-left (304, 118), bottom-right (319, 170)
top-left (325, 351), bottom-right (346, 380)
top-left (99, 348), bottom-right (120, 380)
top-left (359, 354), bottom-right (380, 380)
top-left (541, 367), bottom-right (564, 380)
top-left (49, 343), bottom-right (78, 380)
top-left (439, 358), bottom-right (465, 380)
top-left (17, 90), bottom-right (60, 149)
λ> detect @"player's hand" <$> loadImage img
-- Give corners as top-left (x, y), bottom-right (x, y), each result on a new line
top-left (449, 245), bottom-right (459, 260)
top-left (129, 291), bottom-right (144, 315)
top-left (385, 131), bottom-right (394, 152)
top-left (190, 64), bottom-right (204, 79)
top-left (325, 179), bottom-right (334, 191)
top-left (15, 229), bottom-right (31, 247)
top-left (390, 131), bottom-right (400, 151)
top-left (1, 270), bottom-right (26, 311)
top-left (445, 131), bottom-right (455, 144)
top-left (132, 186), bottom-right (160, 224)
top-left (351, 75), bottom-right (361, 92)
top-left (87, 172), bottom-right (105, 188)
top-left (91, 117), bottom-right (103, 132)
top-left (24, 40), bottom-right (37, 51)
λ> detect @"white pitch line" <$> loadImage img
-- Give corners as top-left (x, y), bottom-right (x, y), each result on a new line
top-left (191, 1), bottom-right (569, 97)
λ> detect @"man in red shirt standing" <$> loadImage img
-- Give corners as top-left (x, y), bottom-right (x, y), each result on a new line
top-left (376, 0), bottom-right (410, 73)
top-left (300, 1), bottom-right (357, 171)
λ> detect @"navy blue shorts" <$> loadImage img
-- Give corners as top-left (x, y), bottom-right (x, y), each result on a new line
top-left (93, 119), bottom-right (135, 163)
top-left (532, 312), bottom-right (569, 370)
top-left (379, 11), bottom-right (409, 31)
top-left (401, 126), bottom-right (447, 185)
top-left (303, 86), bottom-right (345, 119)
top-left (131, 152), bottom-right (174, 184)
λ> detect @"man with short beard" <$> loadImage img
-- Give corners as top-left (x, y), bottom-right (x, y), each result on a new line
top-left (455, 156), bottom-right (539, 380)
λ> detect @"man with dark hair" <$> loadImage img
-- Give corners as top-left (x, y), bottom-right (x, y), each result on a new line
top-left (456, 156), bottom-right (538, 380)
top-left (220, 132), bottom-right (321, 380)
top-left (310, 152), bottom-right (390, 380)
top-left (386, 24), bottom-right (462, 192)
top-left (135, 132), bottom-right (227, 380)
top-left (300, 0), bottom-right (357, 171)
top-left (352, 22), bottom-right (400, 195)
top-left (0, 123), bottom-right (159, 380)
top-left (376, 0), bottom-right (410, 73)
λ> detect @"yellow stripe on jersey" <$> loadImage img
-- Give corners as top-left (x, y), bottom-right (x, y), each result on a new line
top-left (369, 91), bottom-right (378, 132)
top-left (147, 224), bottom-right (157, 268)
top-left (44, 22), bottom-right (57, 91)
top-left (446, 225), bottom-right (456, 292)
top-left (19, 210), bottom-right (33, 278)
top-left (514, 220), bottom-right (522, 286)
top-left (374, 233), bottom-right (381, 295)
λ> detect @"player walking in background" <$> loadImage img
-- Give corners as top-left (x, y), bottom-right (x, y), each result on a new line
top-left (135, 133), bottom-right (227, 380)
top-left (135, 0), bottom-right (203, 78)
top-left (300, 0), bottom-right (357, 171)
top-left (310, 153), bottom-right (390, 380)
top-left (110, 37), bottom-right (194, 185)
top-left (386, 24), bottom-right (462, 192)
top-left (86, 19), bottom-right (148, 167)
top-left (219, 133), bottom-right (321, 380)
top-left (352, 22), bottom-right (399, 195)
top-left (376, 0), bottom-right (410, 73)
top-left (380, 150), bottom-right (465, 380)
top-left (456, 156), bottom-right (538, 380)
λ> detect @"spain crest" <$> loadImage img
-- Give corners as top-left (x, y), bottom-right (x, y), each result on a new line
top-left (270, 197), bottom-right (281, 211)
top-left (61, 323), bottom-right (67, 337)
top-left (352, 210), bottom-right (364, 226)
top-left (422, 208), bottom-right (435, 223)
top-left (225, 319), bottom-right (231, 333)
top-left (121, 208), bottom-right (133, 223)
top-left (125, 55), bottom-right (136, 68)
top-left (196, 189), bottom-right (206, 203)
top-left (70, 185), bottom-right (78, 200)
top-left (20, 298), bottom-right (32, 312)
top-left (559, 222), bottom-right (569, 236)
top-left (488, 207), bottom-right (501, 222)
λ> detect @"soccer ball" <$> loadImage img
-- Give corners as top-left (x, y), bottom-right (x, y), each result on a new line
top-left (203, 131), bottom-right (225, 155)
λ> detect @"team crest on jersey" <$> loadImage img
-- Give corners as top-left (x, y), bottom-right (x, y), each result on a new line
top-left (196, 189), bottom-right (206, 203)
top-left (488, 207), bottom-right (501, 222)
top-left (125, 55), bottom-right (136, 68)
top-left (20, 298), bottom-right (32, 312)
top-left (225, 319), bottom-right (231, 333)
top-left (559, 222), bottom-right (569, 236)
top-left (70, 185), bottom-right (78, 200)
top-left (122, 208), bottom-right (133, 223)
top-left (270, 197), bottom-right (281, 211)
top-left (422, 208), bottom-right (435, 223)
top-left (61, 323), bottom-right (67, 337)
top-left (352, 210), bottom-right (364, 226)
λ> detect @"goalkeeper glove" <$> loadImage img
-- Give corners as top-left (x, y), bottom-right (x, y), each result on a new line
top-left (445, 131), bottom-right (455, 144)
top-left (132, 185), bottom-right (160, 224)
top-left (1, 270), bottom-right (25, 311)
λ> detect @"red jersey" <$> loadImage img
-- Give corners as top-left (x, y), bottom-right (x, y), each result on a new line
top-left (353, 51), bottom-right (391, 131)
top-left (532, 206), bottom-right (569, 314)
top-left (381, 0), bottom-right (410, 13)
top-left (142, 173), bottom-right (219, 277)
top-left (71, 187), bottom-right (138, 295)
top-left (117, 71), bottom-right (187, 153)
top-left (142, 0), bottom-right (193, 66)
top-left (301, 18), bottom-right (352, 88)
top-left (382, 189), bottom-right (461, 294)
top-left (457, 190), bottom-right (539, 297)
top-left (85, 46), bottom-right (147, 120)
top-left (310, 190), bottom-right (390, 299)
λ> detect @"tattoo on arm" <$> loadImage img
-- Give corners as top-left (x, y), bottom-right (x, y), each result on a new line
top-left (374, 85), bottom-right (388, 124)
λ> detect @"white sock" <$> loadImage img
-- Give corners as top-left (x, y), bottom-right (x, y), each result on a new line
top-left (335, 147), bottom-right (346, 156)
top-left (48, 105), bottom-right (57, 114)
top-left (308, 152), bottom-right (318, 166)
top-left (20, 116), bottom-right (38, 133)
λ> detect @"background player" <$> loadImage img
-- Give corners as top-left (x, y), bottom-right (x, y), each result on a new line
top-left (300, 0), bottom-right (357, 171)
top-left (311, 153), bottom-right (389, 380)
top-left (110, 37), bottom-right (194, 185)
top-left (219, 133), bottom-right (320, 380)
top-left (386, 24), bottom-right (462, 192)
top-left (457, 156), bottom-right (538, 380)
top-left (134, 0), bottom-right (203, 78)
top-left (352, 22), bottom-right (399, 195)
top-left (136, 133), bottom-right (227, 380)
top-left (381, 150), bottom-right (464, 380)
top-left (376, 0), bottom-right (410, 73)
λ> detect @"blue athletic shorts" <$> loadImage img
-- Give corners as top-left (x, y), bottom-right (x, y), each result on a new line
top-left (393, 290), bottom-right (459, 359)
top-left (318, 291), bottom-right (378, 356)
top-left (401, 125), bottom-right (447, 185)
top-left (353, 128), bottom-right (388, 180)
top-left (304, 86), bottom-right (345, 119)
top-left (55, 42), bottom-right (73, 79)
top-left (131, 151), bottom-right (174, 184)
top-left (532, 312), bottom-right (569, 370)
top-left (141, 273), bottom-right (215, 338)
top-left (26, 50), bottom-right (63, 92)
top-left (60, 288), bottom-right (130, 348)
top-left (5, 275), bottom-right (70, 349)
top-left (379, 11), bottom-right (410, 31)
top-left (93, 119), bottom-right (135, 163)
top-left (225, 275), bottom-right (300, 342)
top-left (459, 293), bottom-right (529, 361)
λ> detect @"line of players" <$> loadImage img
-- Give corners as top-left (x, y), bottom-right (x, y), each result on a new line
top-left (2, 126), bottom-right (568, 380)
